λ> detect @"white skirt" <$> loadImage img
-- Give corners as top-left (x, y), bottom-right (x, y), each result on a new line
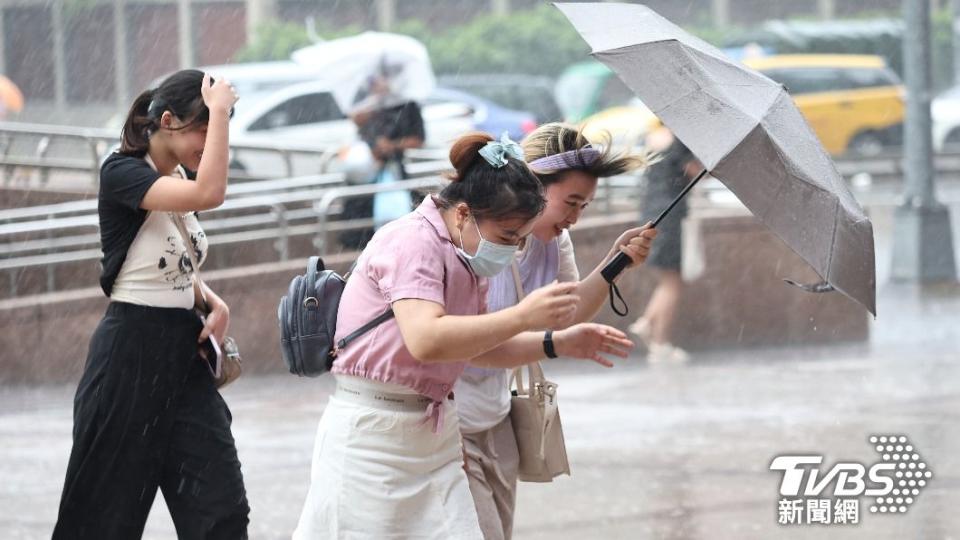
top-left (293, 376), bottom-right (483, 539)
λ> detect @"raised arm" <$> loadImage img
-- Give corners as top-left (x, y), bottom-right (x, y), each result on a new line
top-left (573, 224), bottom-right (657, 323)
top-left (140, 74), bottom-right (238, 213)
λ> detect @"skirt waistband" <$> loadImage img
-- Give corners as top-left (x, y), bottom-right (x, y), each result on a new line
top-left (105, 301), bottom-right (201, 326)
top-left (334, 378), bottom-right (434, 413)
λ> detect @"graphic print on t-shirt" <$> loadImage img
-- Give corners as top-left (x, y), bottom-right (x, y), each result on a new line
top-left (158, 227), bottom-right (207, 292)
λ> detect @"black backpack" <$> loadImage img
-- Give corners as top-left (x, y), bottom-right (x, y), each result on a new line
top-left (278, 256), bottom-right (394, 377)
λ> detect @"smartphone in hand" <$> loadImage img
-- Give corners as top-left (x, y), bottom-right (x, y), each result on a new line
top-left (199, 335), bottom-right (223, 378)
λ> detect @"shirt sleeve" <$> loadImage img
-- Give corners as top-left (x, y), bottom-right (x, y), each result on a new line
top-left (556, 230), bottom-right (580, 282)
top-left (99, 154), bottom-right (162, 211)
top-left (365, 222), bottom-right (446, 306)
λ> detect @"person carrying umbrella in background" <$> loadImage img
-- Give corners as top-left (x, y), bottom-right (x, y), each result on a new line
top-left (628, 122), bottom-right (702, 364)
top-left (456, 123), bottom-right (657, 540)
top-left (339, 61), bottom-right (426, 249)
top-left (291, 33), bottom-right (431, 250)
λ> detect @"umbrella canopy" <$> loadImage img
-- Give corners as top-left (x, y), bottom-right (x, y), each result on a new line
top-left (0, 75), bottom-right (24, 114)
top-left (291, 32), bottom-right (435, 114)
top-left (557, 2), bottom-right (876, 315)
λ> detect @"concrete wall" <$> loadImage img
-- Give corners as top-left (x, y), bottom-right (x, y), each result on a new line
top-left (0, 210), bottom-right (868, 384)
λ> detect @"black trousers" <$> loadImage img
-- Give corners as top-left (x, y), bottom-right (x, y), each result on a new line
top-left (52, 302), bottom-right (249, 540)
top-left (339, 195), bottom-right (376, 251)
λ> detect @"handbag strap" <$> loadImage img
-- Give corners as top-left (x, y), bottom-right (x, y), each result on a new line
top-left (509, 259), bottom-right (551, 393)
top-left (510, 258), bottom-right (525, 301)
top-left (171, 211), bottom-right (211, 313)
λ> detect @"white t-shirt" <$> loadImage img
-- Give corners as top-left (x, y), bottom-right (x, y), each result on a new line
top-left (109, 209), bottom-right (207, 309)
top-left (457, 230), bottom-right (579, 434)
top-left (108, 157), bottom-right (208, 309)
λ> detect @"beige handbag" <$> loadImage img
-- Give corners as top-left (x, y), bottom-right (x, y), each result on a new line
top-left (508, 260), bottom-right (571, 482)
top-left (172, 212), bottom-right (243, 389)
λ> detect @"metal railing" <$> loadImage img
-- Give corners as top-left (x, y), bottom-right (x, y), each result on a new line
top-left (0, 168), bottom-right (648, 297)
top-left (14, 123), bottom-right (955, 298)
top-left (312, 177), bottom-right (446, 254)
top-left (0, 172), bottom-right (345, 225)
top-left (0, 158), bottom-right (463, 295)
top-left (0, 121), bottom-right (446, 184)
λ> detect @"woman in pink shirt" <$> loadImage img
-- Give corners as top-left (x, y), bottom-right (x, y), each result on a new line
top-left (293, 132), bottom-right (637, 539)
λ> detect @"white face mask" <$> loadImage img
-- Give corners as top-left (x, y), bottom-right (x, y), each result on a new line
top-left (456, 217), bottom-right (517, 278)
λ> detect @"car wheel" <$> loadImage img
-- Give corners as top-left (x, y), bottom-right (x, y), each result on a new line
top-left (848, 131), bottom-right (885, 157)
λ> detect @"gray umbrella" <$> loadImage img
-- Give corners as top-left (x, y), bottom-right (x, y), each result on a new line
top-left (558, 2), bottom-right (876, 315)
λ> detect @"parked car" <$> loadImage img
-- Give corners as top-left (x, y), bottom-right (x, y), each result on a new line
top-left (424, 87), bottom-right (538, 142)
top-left (201, 61), bottom-right (315, 103)
top-left (932, 85), bottom-right (960, 152)
top-left (743, 54), bottom-right (905, 156)
top-left (579, 97), bottom-right (656, 148)
top-left (228, 81), bottom-right (540, 176)
top-left (437, 73), bottom-right (562, 124)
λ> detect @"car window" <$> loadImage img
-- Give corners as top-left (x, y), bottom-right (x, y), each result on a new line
top-left (842, 68), bottom-right (900, 89)
top-left (248, 92), bottom-right (345, 131)
top-left (762, 66), bottom-right (900, 96)
top-left (762, 68), bottom-right (846, 95)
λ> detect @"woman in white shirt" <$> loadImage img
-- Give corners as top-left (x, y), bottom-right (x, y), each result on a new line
top-left (456, 123), bottom-right (657, 540)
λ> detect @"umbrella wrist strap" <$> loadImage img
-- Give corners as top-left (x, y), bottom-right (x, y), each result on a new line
top-left (608, 282), bottom-right (628, 316)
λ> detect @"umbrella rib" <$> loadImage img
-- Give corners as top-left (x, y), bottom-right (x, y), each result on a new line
top-left (760, 89), bottom-right (853, 201)
top-left (825, 197), bottom-right (841, 283)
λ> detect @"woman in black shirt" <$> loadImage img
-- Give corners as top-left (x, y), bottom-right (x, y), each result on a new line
top-left (52, 69), bottom-right (249, 539)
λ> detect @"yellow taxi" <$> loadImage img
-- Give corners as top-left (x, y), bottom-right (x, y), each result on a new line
top-left (580, 100), bottom-right (656, 147)
top-left (742, 54), bottom-right (905, 156)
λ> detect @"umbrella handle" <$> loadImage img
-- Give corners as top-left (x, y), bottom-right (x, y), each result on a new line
top-left (600, 168), bottom-right (708, 315)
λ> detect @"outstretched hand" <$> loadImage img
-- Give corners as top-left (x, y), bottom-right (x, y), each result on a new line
top-left (553, 323), bottom-right (634, 367)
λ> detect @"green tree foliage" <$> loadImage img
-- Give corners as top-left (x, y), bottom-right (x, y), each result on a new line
top-left (234, 20), bottom-right (312, 63)
top-left (404, 5), bottom-right (591, 77)
top-left (238, 6), bottom-right (959, 90)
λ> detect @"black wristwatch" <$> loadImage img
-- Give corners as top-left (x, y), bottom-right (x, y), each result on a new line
top-left (543, 330), bottom-right (558, 359)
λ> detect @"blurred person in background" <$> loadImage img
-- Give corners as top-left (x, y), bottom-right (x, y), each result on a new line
top-left (628, 123), bottom-right (701, 364)
top-left (340, 63), bottom-right (426, 249)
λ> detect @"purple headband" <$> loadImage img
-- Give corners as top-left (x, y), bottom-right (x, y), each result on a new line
top-left (528, 146), bottom-right (602, 172)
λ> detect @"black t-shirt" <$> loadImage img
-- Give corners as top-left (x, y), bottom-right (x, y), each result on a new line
top-left (358, 101), bottom-right (426, 167)
top-left (641, 139), bottom-right (695, 218)
top-left (98, 153), bottom-right (162, 296)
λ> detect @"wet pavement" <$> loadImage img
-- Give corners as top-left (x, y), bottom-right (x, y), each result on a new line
top-left (2, 279), bottom-right (957, 539)
top-left (2, 201), bottom-right (959, 539)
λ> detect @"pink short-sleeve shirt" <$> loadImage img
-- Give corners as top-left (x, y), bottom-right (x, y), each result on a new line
top-left (330, 195), bottom-right (487, 401)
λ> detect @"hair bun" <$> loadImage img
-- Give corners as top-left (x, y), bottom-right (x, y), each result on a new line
top-left (447, 131), bottom-right (495, 182)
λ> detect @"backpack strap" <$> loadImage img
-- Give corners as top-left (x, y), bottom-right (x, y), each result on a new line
top-left (333, 308), bottom-right (395, 355)
top-left (306, 256), bottom-right (323, 285)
